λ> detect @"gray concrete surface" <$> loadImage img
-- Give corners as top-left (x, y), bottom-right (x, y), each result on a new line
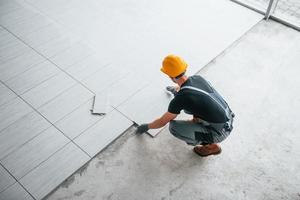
top-left (237, 0), bottom-right (300, 25)
top-left (46, 20), bottom-right (300, 200)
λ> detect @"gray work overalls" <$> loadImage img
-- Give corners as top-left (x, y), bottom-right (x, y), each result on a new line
top-left (169, 85), bottom-right (235, 145)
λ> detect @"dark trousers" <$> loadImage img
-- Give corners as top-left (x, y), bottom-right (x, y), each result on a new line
top-left (169, 117), bottom-right (233, 146)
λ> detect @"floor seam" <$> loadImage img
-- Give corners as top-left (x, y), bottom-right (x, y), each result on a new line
top-left (0, 163), bottom-right (37, 200)
top-left (0, 80), bottom-right (92, 159)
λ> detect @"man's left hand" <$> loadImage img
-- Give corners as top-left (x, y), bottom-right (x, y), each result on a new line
top-left (136, 124), bottom-right (149, 134)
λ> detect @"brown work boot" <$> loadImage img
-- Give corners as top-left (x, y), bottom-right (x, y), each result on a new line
top-left (193, 144), bottom-right (222, 157)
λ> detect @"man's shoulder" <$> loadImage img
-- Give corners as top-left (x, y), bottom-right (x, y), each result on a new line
top-left (183, 75), bottom-right (213, 93)
top-left (189, 74), bottom-right (206, 81)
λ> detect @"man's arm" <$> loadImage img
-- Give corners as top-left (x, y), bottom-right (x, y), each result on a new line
top-left (148, 112), bottom-right (178, 129)
top-left (136, 112), bottom-right (177, 134)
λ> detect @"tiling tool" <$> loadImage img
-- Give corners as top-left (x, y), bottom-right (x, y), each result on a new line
top-left (91, 92), bottom-right (109, 115)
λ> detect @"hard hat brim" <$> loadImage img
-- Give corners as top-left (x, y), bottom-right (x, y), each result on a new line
top-left (160, 67), bottom-right (167, 75)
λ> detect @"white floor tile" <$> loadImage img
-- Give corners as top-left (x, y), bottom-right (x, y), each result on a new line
top-left (1, 126), bottom-right (69, 179)
top-left (81, 64), bottom-right (129, 94)
top-left (74, 109), bottom-right (132, 157)
top-left (0, 38), bottom-right (29, 63)
top-left (117, 84), bottom-right (173, 136)
top-left (0, 97), bottom-right (33, 132)
top-left (0, 165), bottom-right (15, 193)
top-left (5, 60), bottom-right (60, 94)
top-left (20, 142), bottom-right (89, 200)
top-left (5, 13), bottom-right (52, 38)
top-left (0, 182), bottom-right (33, 200)
top-left (64, 54), bottom-right (109, 81)
top-left (34, 34), bottom-right (79, 58)
top-left (49, 42), bottom-right (94, 69)
top-left (0, 29), bottom-right (17, 47)
top-left (0, 50), bottom-right (45, 82)
top-left (0, 82), bottom-right (16, 106)
top-left (38, 84), bottom-right (93, 123)
top-left (21, 72), bottom-right (76, 108)
top-left (0, 111), bottom-right (51, 160)
top-left (0, 7), bottom-right (37, 27)
top-left (0, 0), bottom-right (22, 17)
top-left (0, 27), bottom-right (9, 40)
top-left (107, 72), bottom-right (150, 108)
top-left (55, 98), bottom-right (110, 139)
top-left (21, 24), bottom-right (65, 48)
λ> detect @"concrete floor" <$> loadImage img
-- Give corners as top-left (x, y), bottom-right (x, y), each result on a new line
top-left (46, 20), bottom-right (300, 200)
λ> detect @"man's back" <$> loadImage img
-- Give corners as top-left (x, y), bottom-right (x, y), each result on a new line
top-left (168, 75), bottom-right (228, 123)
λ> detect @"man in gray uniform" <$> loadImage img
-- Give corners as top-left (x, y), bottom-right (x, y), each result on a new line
top-left (137, 55), bottom-right (234, 157)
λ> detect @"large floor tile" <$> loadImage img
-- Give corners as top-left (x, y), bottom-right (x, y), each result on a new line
top-left (0, 0), bottom-right (22, 17)
top-left (81, 64), bottom-right (129, 94)
top-left (0, 182), bottom-right (33, 200)
top-left (4, 13), bottom-right (52, 38)
top-left (0, 165), bottom-right (15, 193)
top-left (34, 34), bottom-right (79, 58)
top-left (0, 111), bottom-right (51, 160)
top-left (1, 126), bottom-right (69, 179)
top-left (0, 6), bottom-right (38, 27)
top-left (49, 42), bottom-right (94, 69)
top-left (38, 84), bottom-right (94, 123)
top-left (0, 50), bottom-right (45, 82)
top-left (106, 72), bottom-right (150, 108)
top-left (21, 24), bottom-right (65, 48)
top-left (21, 72), bottom-right (76, 108)
top-left (0, 37), bottom-right (29, 63)
top-left (0, 28), bottom-right (16, 46)
top-left (64, 54), bottom-right (109, 81)
top-left (55, 98), bottom-right (109, 139)
top-left (117, 84), bottom-right (173, 136)
top-left (0, 82), bottom-right (16, 106)
top-left (74, 109), bottom-right (133, 157)
top-left (5, 60), bottom-right (60, 94)
top-left (20, 142), bottom-right (89, 200)
top-left (0, 97), bottom-right (33, 132)
top-left (0, 27), bottom-right (9, 40)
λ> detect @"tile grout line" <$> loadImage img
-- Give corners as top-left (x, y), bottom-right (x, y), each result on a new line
top-left (0, 114), bottom-right (51, 161)
top-left (0, 98), bottom-right (33, 134)
top-left (71, 107), bottom-right (116, 141)
top-left (51, 96), bottom-right (95, 126)
top-left (1, 53), bottom-right (46, 83)
top-left (0, 95), bottom-right (18, 109)
top-left (16, 141), bottom-right (71, 181)
top-left (10, 64), bottom-right (62, 95)
top-left (0, 163), bottom-right (37, 200)
top-left (0, 46), bottom-right (29, 64)
top-left (23, 0), bottom-right (83, 42)
top-left (75, 62), bottom-right (112, 83)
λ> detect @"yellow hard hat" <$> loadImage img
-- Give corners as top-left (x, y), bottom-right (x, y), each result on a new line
top-left (161, 55), bottom-right (188, 78)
